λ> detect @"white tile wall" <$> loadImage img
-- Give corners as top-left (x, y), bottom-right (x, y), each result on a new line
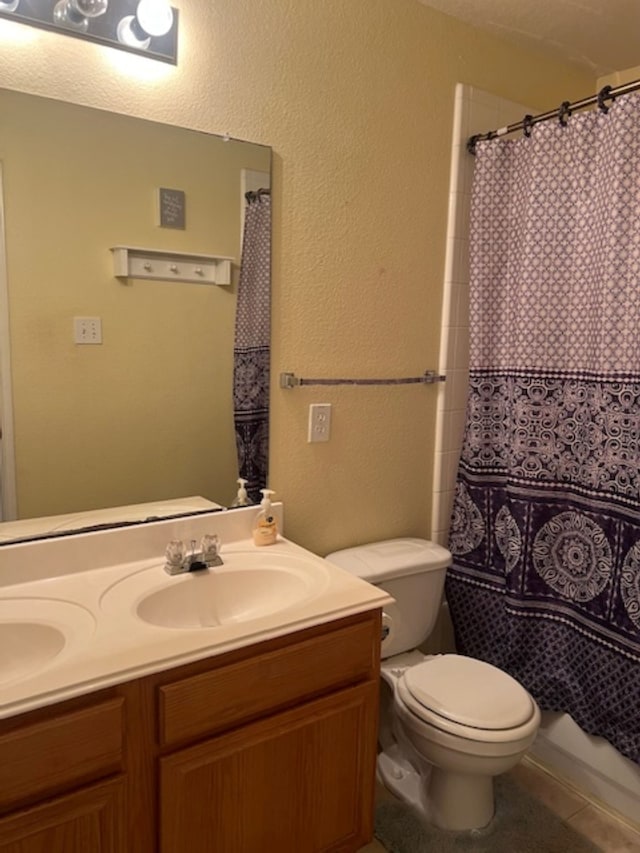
top-left (431, 84), bottom-right (534, 546)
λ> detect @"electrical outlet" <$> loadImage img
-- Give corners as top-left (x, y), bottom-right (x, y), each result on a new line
top-left (74, 316), bottom-right (102, 345)
top-left (308, 403), bottom-right (331, 443)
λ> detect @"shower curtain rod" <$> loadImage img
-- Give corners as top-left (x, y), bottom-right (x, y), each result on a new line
top-left (467, 78), bottom-right (640, 154)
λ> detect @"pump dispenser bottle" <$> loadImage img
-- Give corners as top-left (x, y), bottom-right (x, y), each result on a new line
top-left (253, 489), bottom-right (277, 546)
top-left (231, 478), bottom-right (253, 508)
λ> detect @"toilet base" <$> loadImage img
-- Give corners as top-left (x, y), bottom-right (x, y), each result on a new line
top-left (377, 745), bottom-right (427, 814)
top-left (378, 746), bottom-right (495, 832)
top-left (428, 764), bottom-right (494, 831)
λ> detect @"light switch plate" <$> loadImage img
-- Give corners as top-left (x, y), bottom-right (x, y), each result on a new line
top-left (74, 316), bottom-right (102, 344)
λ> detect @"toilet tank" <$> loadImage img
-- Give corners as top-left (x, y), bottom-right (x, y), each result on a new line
top-left (325, 538), bottom-right (452, 658)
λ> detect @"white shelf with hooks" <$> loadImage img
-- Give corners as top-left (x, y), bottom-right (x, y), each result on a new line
top-left (111, 246), bottom-right (233, 285)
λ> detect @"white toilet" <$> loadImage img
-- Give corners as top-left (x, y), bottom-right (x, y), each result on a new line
top-left (326, 538), bottom-right (540, 832)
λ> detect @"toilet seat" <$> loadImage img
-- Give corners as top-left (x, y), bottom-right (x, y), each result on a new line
top-left (396, 655), bottom-right (537, 743)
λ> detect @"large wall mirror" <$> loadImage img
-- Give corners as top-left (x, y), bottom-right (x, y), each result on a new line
top-left (0, 88), bottom-right (271, 542)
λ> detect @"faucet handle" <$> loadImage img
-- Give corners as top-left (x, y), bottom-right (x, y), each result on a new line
top-left (201, 534), bottom-right (223, 567)
top-left (165, 539), bottom-right (187, 571)
top-left (201, 533), bottom-right (220, 561)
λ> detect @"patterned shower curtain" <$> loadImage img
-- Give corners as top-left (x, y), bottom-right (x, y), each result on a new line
top-left (233, 189), bottom-right (271, 504)
top-left (446, 92), bottom-right (640, 763)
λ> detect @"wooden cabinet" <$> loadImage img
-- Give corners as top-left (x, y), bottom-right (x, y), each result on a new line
top-left (0, 778), bottom-right (125, 853)
top-left (157, 616), bottom-right (378, 747)
top-left (0, 610), bottom-right (381, 853)
top-left (0, 698), bottom-right (124, 814)
top-left (160, 681), bottom-right (378, 853)
top-left (0, 695), bottom-right (127, 852)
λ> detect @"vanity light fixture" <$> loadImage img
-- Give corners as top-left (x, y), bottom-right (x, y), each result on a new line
top-left (0, 0), bottom-right (178, 63)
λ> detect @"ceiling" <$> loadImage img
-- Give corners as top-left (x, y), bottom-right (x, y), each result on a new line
top-left (418, 0), bottom-right (640, 77)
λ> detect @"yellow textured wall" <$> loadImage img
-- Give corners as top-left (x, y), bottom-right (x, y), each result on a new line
top-left (0, 0), bottom-right (593, 553)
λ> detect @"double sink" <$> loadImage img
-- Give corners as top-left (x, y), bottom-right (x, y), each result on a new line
top-left (1, 549), bottom-right (331, 690)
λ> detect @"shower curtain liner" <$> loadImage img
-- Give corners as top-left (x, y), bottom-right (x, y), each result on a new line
top-left (446, 91), bottom-right (640, 763)
top-left (233, 190), bottom-right (271, 504)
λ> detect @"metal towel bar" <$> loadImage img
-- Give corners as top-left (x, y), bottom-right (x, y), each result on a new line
top-left (279, 370), bottom-right (446, 389)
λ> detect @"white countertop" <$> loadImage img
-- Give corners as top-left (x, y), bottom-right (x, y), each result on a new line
top-left (0, 506), bottom-right (391, 719)
top-left (0, 496), bottom-right (222, 543)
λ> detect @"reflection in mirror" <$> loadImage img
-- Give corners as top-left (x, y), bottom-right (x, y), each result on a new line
top-left (0, 88), bottom-right (271, 543)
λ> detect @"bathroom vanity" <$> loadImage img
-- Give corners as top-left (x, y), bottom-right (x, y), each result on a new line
top-left (0, 507), bottom-right (389, 853)
top-left (0, 610), bottom-right (380, 852)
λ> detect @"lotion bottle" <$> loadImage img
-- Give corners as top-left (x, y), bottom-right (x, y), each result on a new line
top-left (253, 488), bottom-right (277, 546)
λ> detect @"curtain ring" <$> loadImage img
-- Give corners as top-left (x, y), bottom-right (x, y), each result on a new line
top-left (467, 134), bottom-right (480, 155)
top-left (558, 101), bottom-right (572, 127)
top-left (597, 85), bottom-right (614, 113)
top-left (523, 114), bottom-right (534, 137)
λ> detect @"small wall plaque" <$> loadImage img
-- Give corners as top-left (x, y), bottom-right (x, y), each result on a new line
top-left (159, 188), bottom-right (186, 229)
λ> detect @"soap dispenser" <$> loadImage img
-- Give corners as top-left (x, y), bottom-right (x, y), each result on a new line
top-left (231, 478), bottom-right (253, 508)
top-left (253, 489), bottom-right (278, 546)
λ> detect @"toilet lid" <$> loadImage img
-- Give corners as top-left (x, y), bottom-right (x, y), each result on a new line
top-left (403, 655), bottom-right (534, 730)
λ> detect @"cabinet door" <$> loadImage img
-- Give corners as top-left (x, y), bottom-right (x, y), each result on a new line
top-left (161, 682), bottom-right (378, 853)
top-left (0, 777), bottom-right (125, 853)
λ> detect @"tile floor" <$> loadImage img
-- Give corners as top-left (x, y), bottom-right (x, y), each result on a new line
top-left (359, 757), bottom-right (640, 852)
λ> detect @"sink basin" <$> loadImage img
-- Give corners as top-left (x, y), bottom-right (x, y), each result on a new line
top-left (100, 551), bottom-right (331, 629)
top-left (0, 598), bottom-right (97, 686)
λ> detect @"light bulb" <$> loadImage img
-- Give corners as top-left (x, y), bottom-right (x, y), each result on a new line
top-left (117, 0), bottom-right (172, 49)
top-left (53, 0), bottom-right (107, 31)
top-left (136, 0), bottom-right (172, 36)
top-left (73, 0), bottom-right (108, 16)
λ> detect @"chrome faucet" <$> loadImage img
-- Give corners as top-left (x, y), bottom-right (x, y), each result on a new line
top-left (164, 534), bottom-right (223, 575)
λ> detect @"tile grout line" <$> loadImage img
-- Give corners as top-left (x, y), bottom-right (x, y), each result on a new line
top-left (523, 755), bottom-right (640, 839)
top-left (564, 802), bottom-right (591, 822)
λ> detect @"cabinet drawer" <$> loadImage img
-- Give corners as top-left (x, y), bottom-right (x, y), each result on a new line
top-left (0, 776), bottom-right (125, 852)
top-left (159, 613), bottom-right (379, 747)
top-left (0, 698), bottom-right (124, 813)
